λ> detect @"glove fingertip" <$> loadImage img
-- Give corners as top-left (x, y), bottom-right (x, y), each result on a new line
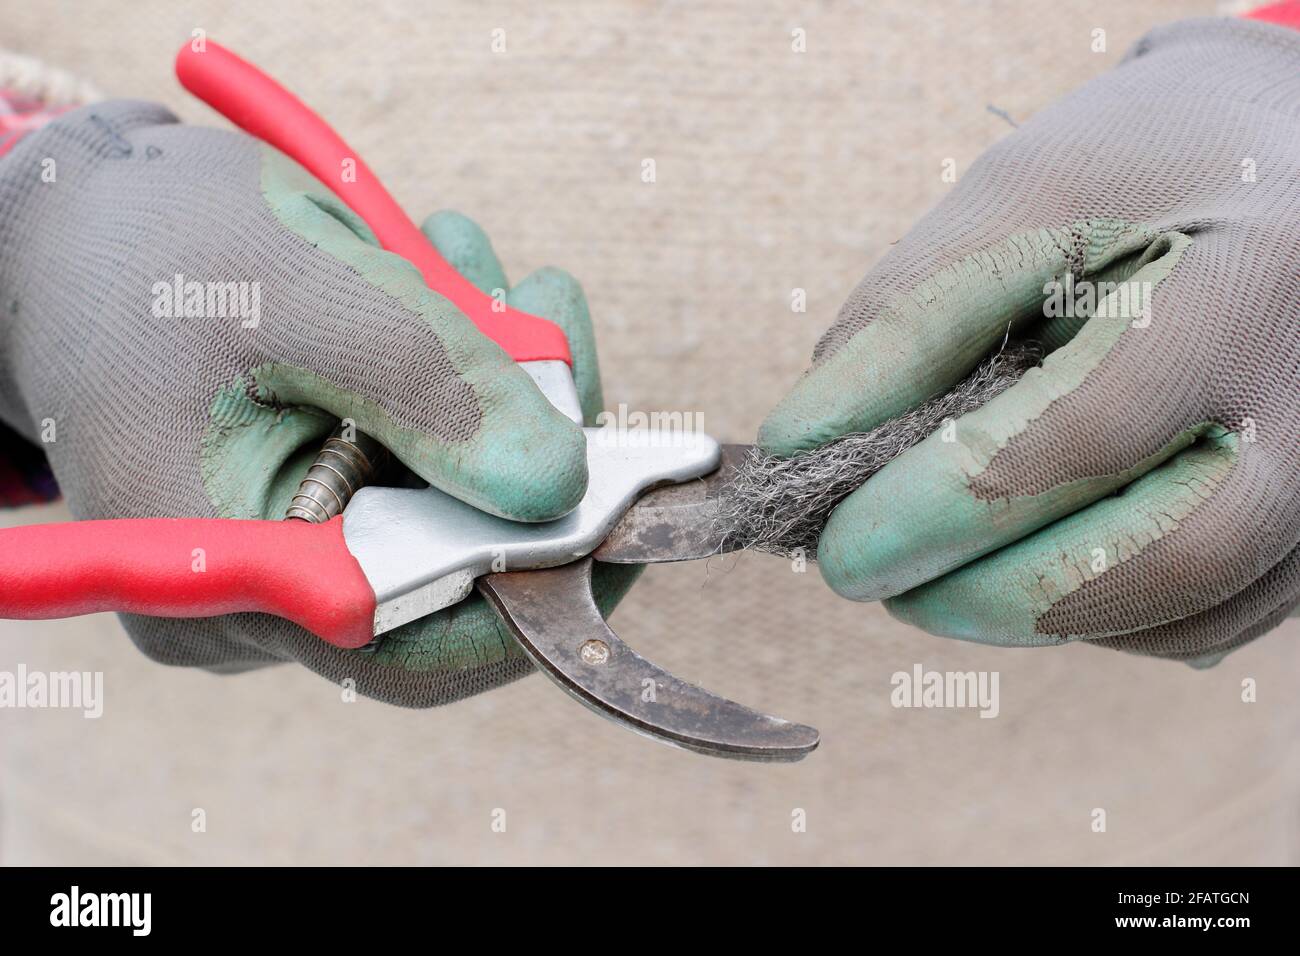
top-left (509, 266), bottom-right (605, 425)
top-left (881, 591), bottom-right (974, 641)
top-left (757, 370), bottom-right (862, 456)
top-left (420, 209), bottom-right (509, 297)
top-left (757, 406), bottom-right (820, 457)
top-left (817, 474), bottom-right (947, 604)
top-left (465, 410), bottom-right (589, 521)
top-left (815, 509), bottom-right (877, 602)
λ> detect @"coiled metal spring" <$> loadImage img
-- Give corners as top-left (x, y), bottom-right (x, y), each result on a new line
top-left (284, 425), bottom-right (389, 523)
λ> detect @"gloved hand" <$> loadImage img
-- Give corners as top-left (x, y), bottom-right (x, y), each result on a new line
top-left (0, 98), bottom-right (639, 704)
top-left (759, 18), bottom-right (1300, 665)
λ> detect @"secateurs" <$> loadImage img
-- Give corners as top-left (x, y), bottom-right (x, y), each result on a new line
top-left (0, 41), bottom-right (818, 762)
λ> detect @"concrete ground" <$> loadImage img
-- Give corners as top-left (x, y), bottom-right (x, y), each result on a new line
top-left (2, 0), bottom-right (1296, 865)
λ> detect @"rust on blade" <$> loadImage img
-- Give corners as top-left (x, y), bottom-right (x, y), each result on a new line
top-left (593, 443), bottom-right (753, 564)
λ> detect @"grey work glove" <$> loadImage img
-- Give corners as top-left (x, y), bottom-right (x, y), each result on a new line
top-left (0, 98), bottom-right (639, 704)
top-left (760, 18), bottom-right (1300, 665)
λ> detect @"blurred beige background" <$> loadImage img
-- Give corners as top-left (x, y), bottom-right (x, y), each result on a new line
top-left (2, 0), bottom-right (1296, 865)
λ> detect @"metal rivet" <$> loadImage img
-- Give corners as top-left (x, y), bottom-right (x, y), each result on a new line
top-left (579, 639), bottom-right (610, 665)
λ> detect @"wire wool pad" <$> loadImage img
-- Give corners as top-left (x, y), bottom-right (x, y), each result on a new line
top-left (713, 343), bottom-right (1042, 559)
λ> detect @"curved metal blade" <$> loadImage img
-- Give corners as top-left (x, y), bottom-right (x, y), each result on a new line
top-left (593, 443), bottom-right (753, 564)
top-left (478, 558), bottom-right (818, 762)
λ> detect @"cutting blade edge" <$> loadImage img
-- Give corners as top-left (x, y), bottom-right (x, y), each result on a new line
top-left (478, 557), bottom-right (819, 762)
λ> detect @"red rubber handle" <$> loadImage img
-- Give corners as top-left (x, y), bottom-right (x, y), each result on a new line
top-left (175, 39), bottom-right (571, 365)
top-left (0, 517), bottom-right (376, 649)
